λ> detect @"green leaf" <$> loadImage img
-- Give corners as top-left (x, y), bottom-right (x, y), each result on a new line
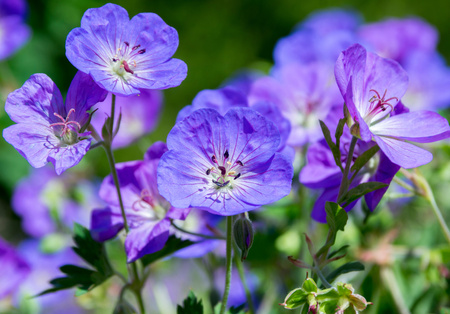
top-left (328, 245), bottom-right (349, 259)
top-left (229, 304), bottom-right (246, 314)
top-left (350, 145), bottom-right (380, 181)
top-left (339, 182), bottom-right (388, 207)
top-left (36, 224), bottom-right (113, 297)
top-left (325, 261), bottom-right (365, 283)
top-left (141, 235), bottom-right (195, 267)
top-left (335, 118), bottom-right (346, 167)
top-left (72, 223), bottom-right (113, 276)
top-left (316, 202), bottom-right (348, 260)
top-left (177, 291), bottom-right (203, 314)
top-left (281, 288), bottom-right (308, 309)
top-left (319, 120), bottom-right (343, 171)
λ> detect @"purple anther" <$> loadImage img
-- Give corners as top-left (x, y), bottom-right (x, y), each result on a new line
top-left (218, 166), bottom-right (226, 175)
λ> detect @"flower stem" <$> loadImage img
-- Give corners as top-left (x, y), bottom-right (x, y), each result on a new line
top-left (337, 136), bottom-right (358, 202)
top-left (380, 266), bottom-right (411, 314)
top-left (102, 143), bottom-right (130, 233)
top-left (131, 266), bottom-right (146, 314)
top-left (421, 177), bottom-right (450, 245)
top-left (103, 94), bottom-right (145, 313)
top-left (102, 94), bottom-right (129, 233)
top-left (170, 220), bottom-right (225, 240)
top-left (313, 265), bottom-right (332, 289)
top-left (219, 216), bottom-right (233, 314)
top-left (233, 243), bottom-right (255, 314)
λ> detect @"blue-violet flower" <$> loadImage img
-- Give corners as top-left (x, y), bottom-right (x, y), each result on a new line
top-left (91, 142), bottom-right (190, 262)
top-left (335, 43), bottom-right (450, 168)
top-left (65, 3), bottom-right (187, 96)
top-left (3, 72), bottom-right (107, 174)
top-left (157, 108), bottom-right (294, 216)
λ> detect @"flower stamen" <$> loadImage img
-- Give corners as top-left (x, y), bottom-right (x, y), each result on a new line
top-left (49, 108), bottom-right (81, 136)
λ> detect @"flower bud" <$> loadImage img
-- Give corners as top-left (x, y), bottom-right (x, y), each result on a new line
top-left (233, 214), bottom-right (254, 261)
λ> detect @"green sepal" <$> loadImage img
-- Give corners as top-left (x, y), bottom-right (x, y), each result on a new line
top-left (281, 288), bottom-right (308, 309)
top-left (302, 278), bottom-right (318, 293)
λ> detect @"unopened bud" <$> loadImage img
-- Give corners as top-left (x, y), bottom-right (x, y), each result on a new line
top-left (101, 116), bottom-right (113, 144)
top-left (233, 214), bottom-right (254, 261)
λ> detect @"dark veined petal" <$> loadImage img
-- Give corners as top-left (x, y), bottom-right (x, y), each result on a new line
top-left (5, 73), bottom-right (64, 125)
top-left (3, 123), bottom-right (59, 169)
top-left (65, 71), bottom-right (108, 126)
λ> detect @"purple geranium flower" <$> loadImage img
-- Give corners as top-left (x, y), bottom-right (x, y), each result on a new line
top-left (335, 44), bottom-right (450, 169)
top-left (3, 71), bottom-right (107, 174)
top-left (91, 89), bottom-right (163, 148)
top-left (249, 62), bottom-right (341, 147)
top-left (400, 51), bottom-right (450, 110)
top-left (65, 3), bottom-right (187, 96)
top-left (91, 142), bottom-right (190, 262)
top-left (358, 17), bottom-right (438, 65)
top-left (0, 237), bottom-right (30, 300)
top-left (0, 0), bottom-right (30, 60)
top-left (157, 108), bottom-right (294, 216)
top-left (177, 87), bottom-right (292, 152)
top-left (273, 9), bottom-right (360, 67)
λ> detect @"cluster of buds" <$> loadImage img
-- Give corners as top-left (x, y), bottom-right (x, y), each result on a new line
top-left (280, 278), bottom-right (371, 313)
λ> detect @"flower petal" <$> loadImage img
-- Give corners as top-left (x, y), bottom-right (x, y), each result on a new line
top-left (124, 218), bottom-right (170, 262)
top-left (364, 152), bottom-right (400, 211)
top-left (370, 110), bottom-right (450, 143)
top-left (47, 138), bottom-right (92, 175)
top-left (65, 71), bottom-right (108, 125)
top-left (3, 123), bottom-right (56, 169)
top-left (90, 207), bottom-right (124, 242)
top-left (5, 73), bottom-right (63, 125)
top-left (373, 135), bottom-right (432, 168)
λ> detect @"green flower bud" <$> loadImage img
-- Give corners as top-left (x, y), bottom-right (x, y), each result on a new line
top-left (233, 214), bottom-right (254, 261)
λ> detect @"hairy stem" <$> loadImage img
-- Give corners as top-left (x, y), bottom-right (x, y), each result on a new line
top-left (313, 265), bottom-right (332, 289)
top-left (234, 243), bottom-right (255, 314)
top-left (103, 94), bottom-right (145, 313)
top-left (337, 136), bottom-right (358, 202)
top-left (422, 178), bottom-right (450, 244)
top-left (220, 216), bottom-right (233, 314)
